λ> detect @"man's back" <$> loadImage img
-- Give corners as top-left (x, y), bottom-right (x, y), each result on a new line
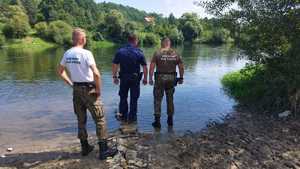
top-left (61, 47), bottom-right (95, 82)
top-left (113, 44), bottom-right (146, 74)
top-left (152, 48), bottom-right (182, 73)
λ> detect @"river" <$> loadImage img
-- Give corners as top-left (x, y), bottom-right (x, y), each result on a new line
top-left (0, 44), bottom-right (246, 149)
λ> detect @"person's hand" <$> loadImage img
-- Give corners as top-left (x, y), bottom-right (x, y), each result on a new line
top-left (95, 91), bottom-right (101, 98)
top-left (69, 83), bottom-right (73, 88)
top-left (178, 78), bottom-right (184, 85)
top-left (149, 79), bottom-right (154, 86)
top-left (113, 77), bottom-right (119, 85)
top-left (143, 79), bottom-right (147, 85)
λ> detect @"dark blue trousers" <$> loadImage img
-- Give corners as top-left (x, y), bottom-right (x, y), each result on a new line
top-left (119, 75), bottom-right (140, 121)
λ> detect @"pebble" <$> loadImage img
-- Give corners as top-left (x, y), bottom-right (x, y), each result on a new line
top-left (278, 110), bottom-right (291, 118)
top-left (126, 150), bottom-right (137, 160)
top-left (1, 154), bottom-right (6, 158)
top-left (7, 148), bottom-right (13, 152)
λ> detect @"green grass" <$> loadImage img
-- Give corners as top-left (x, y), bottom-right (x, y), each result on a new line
top-left (4, 37), bottom-right (57, 50)
top-left (221, 64), bottom-right (267, 103)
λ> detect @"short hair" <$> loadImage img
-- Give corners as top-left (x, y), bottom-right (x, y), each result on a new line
top-left (72, 28), bottom-right (86, 45)
top-left (128, 34), bottom-right (138, 43)
top-left (161, 37), bottom-right (171, 46)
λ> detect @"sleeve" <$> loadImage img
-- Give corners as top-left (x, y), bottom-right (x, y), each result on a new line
top-left (112, 51), bottom-right (121, 64)
top-left (86, 51), bottom-right (96, 66)
top-left (60, 53), bottom-right (67, 66)
top-left (139, 50), bottom-right (147, 66)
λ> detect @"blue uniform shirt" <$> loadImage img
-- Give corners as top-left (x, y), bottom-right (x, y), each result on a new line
top-left (113, 44), bottom-right (147, 74)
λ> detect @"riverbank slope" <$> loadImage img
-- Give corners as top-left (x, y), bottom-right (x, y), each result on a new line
top-left (1, 108), bottom-right (299, 169)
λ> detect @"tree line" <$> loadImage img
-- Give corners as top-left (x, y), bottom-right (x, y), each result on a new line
top-left (202, 0), bottom-right (300, 114)
top-left (0, 0), bottom-right (234, 47)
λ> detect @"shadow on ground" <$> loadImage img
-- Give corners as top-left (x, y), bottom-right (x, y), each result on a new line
top-left (0, 149), bottom-right (107, 169)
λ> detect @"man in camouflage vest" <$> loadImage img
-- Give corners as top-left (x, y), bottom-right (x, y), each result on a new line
top-left (149, 37), bottom-right (185, 129)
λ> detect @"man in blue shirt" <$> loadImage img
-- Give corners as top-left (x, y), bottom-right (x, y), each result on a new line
top-left (112, 34), bottom-right (148, 123)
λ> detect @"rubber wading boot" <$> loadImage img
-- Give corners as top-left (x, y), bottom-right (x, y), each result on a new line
top-left (80, 140), bottom-right (94, 156)
top-left (98, 140), bottom-right (118, 160)
top-left (167, 116), bottom-right (173, 126)
top-left (152, 116), bottom-right (161, 129)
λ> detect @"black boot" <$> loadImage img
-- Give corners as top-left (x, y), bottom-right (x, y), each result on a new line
top-left (152, 116), bottom-right (161, 129)
top-left (167, 116), bottom-right (173, 126)
top-left (98, 140), bottom-right (118, 160)
top-left (80, 139), bottom-right (94, 156)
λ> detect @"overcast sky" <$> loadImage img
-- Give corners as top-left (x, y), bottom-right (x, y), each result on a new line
top-left (95, 0), bottom-right (211, 18)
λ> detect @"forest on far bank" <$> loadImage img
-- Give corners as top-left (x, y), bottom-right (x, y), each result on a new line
top-left (0, 0), bottom-right (235, 48)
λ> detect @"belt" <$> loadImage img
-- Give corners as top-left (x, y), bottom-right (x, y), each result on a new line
top-left (73, 82), bottom-right (95, 87)
top-left (156, 72), bottom-right (177, 75)
top-left (119, 72), bottom-right (141, 76)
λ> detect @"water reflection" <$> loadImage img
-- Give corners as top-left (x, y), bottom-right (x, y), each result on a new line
top-left (0, 44), bottom-right (246, 145)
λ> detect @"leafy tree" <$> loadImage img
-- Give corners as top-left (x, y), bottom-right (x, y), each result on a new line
top-left (199, 0), bottom-right (300, 113)
top-left (167, 27), bottom-right (184, 45)
top-left (103, 10), bottom-right (125, 42)
top-left (34, 21), bottom-right (48, 39)
top-left (48, 20), bottom-right (72, 45)
top-left (20, 0), bottom-right (40, 25)
top-left (142, 32), bottom-right (160, 46)
top-left (2, 5), bottom-right (30, 39)
top-left (179, 13), bottom-right (203, 42)
top-left (123, 21), bottom-right (138, 41)
top-left (168, 13), bottom-right (177, 25)
top-left (181, 21), bottom-right (200, 42)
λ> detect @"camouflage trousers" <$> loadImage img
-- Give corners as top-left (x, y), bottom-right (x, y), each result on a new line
top-left (154, 74), bottom-right (176, 117)
top-left (73, 85), bottom-right (108, 141)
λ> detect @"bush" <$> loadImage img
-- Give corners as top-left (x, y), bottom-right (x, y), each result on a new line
top-left (142, 32), bottom-right (160, 46)
top-left (34, 22), bottom-right (49, 39)
top-left (222, 64), bottom-right (267, 103)
top-left (48, 20), bottom-right (72, 45)
top-left (3, 16), bottom-right (31, 39)
top-left (222, 63), bottom-right (291, 113)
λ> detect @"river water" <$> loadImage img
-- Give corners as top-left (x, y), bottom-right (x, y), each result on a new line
top-left (0, 44), bottom-right (246, 147)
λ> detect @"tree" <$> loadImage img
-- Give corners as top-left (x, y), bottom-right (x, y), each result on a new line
top-left (167, 27), bottom-right (184, 45)
top-left (179, 13), bottom-right (203, 42)
top-left (48, 20), bottom-right (72, 45)
top-left (181, 22), bottom-right (198, 42)
top-left (168, 13), bottom-right (177, 25)
top-left (20, 0), bottom-right (40, 25)
top-left (199, 0), bottom-right (300, 113)
top-left (142, 32), bottom-right (160, 46)
top-left (123, 21), bottom-right (138, 41)
top-left (103, 10), bottom-right (125, 42)
top-left (34, 21), bottom-right (48, 39)
top-left (2, 5), bottom-right (31, 39)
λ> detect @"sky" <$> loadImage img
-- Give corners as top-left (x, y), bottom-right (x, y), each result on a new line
top-left (95, 0), bottom-right (211, 18)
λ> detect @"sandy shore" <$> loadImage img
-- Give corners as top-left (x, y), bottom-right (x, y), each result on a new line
top-left (1, 109), bottom-right (300, 169)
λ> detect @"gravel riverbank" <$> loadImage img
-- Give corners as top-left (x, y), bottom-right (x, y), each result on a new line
top-left (1, 110), bottom-right (300, 169)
